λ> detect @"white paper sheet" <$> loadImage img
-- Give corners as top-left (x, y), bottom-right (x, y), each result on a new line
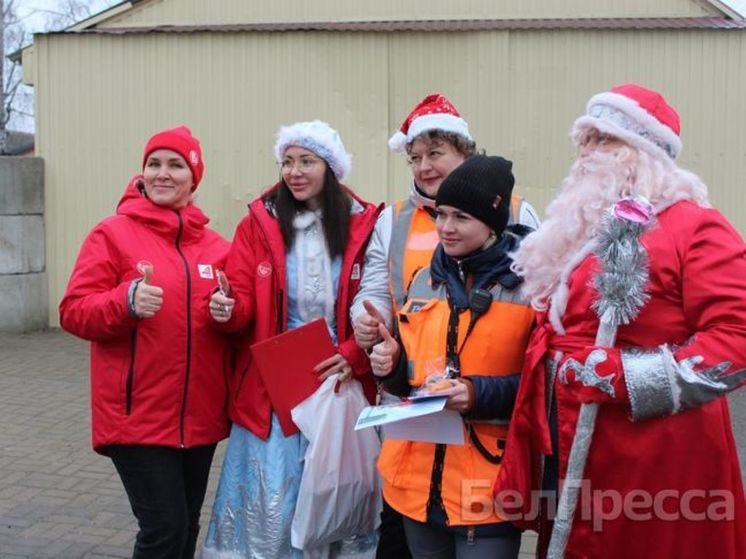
top-left (354, 397), bottom-right (465, 445)
top-left (383, 409), bottom-right (465, 445)
top-left (355, 397), bottom-right (448, 429)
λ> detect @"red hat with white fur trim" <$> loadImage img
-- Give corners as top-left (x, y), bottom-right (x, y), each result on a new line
top-left (571, 84), bottom-right (682, 162)
top-left (388, 93), bottom-right (472, 153)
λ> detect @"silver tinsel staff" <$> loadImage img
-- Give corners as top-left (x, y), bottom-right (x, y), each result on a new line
top-left (547, 196), bottom-right (654, 558)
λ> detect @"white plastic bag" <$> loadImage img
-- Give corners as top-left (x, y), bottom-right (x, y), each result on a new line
top-left (291, 376), bottom-right (382, 550)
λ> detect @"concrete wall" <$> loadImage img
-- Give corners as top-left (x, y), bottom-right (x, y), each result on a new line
top-left (0, 157), bottom-right (47, 332)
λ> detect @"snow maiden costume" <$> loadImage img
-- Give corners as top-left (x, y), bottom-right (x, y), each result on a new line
top-left (202, 121), bottom-right (380, 558)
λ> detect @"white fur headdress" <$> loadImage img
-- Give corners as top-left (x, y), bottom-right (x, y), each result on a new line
top-left (274, 120), bottom-right (351, 180)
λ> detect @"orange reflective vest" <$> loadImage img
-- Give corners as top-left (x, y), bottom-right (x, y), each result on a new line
top-left (377, 267), bottom-right (534, 526)
top-left (388, 194), bottom-right (525, 311)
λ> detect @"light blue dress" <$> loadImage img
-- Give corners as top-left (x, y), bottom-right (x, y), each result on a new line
top-left (203, 218), bottom-right (375, 558)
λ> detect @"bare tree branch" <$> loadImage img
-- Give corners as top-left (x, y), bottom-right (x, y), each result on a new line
top-left (1, 0), bottom-right (8, 153)
top-left (2, 0), bottom-right (116, 148)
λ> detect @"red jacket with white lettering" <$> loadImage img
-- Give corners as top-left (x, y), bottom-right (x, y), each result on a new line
top-left (215, 183), bottom-right (381, 439)
top-left (59, 177), bottom-right (232, 454)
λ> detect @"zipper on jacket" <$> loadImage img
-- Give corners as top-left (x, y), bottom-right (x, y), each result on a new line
top-left (276, 287), bottom-right (284, 334)
top-left (174, 212), bottom-right (193, 448)
top-left (466, 526), bottom-right (476, 545)
top-left (426, 443), bottom-right (449, 525)
top-left (125, 328), bottom-right (138, 415)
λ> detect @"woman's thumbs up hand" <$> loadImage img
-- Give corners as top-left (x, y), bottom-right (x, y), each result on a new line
top-left (134, 264), bottom-right (164, 318)
top-left (369, 323), bottom-right (400, 377)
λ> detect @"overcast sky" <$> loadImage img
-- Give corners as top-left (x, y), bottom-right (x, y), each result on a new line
top-left (6, 1), bottom-right (118, 131)
top-left (15, 0), bottom-right (116, 33)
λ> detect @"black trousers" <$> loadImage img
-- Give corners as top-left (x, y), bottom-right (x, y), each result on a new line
top-left (109, 443), bottom-right (217, 559)
top-left (376, 497), bottom-right (412, 559)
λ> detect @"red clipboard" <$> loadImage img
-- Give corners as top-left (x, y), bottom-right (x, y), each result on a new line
top-left (250, 318), bottom-right (336, 436)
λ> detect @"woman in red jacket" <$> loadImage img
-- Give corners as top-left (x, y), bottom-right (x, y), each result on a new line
top-left (59, 126), bottom-right (231, 559)
top-left (202, 120), bottom-right (380, 558)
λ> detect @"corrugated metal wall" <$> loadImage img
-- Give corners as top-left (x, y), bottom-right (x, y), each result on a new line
top-left (98, 0), bottom-right (719, 27)
top-left (35, 28), bottom-right (746, 325)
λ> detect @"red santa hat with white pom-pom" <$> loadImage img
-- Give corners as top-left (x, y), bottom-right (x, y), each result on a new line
top-left (388, 93), bottom-right (472, 153)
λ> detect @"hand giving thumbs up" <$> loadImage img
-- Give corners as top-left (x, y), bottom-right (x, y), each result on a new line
top-left (369, 322), bottom-right (401, 377)
top-left (210, 270), bottom-right (235, 323)
top-left (134, 263), bottom-right (164, 318)
top-left (354, 299), bottom-right (388, 349)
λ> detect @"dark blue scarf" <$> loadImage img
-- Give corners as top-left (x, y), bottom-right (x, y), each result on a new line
top-left (429, 226), bottom-right (528, 310)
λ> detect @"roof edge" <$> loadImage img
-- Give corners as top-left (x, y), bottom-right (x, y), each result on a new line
top-left (25, 0), bottom-right (746, 33)
top-left (43, 17), bottom-right (746, 34)
top-left (68, 2), bottom-right (135, 31)
top-left (708, 0), bottom-right (746, 19)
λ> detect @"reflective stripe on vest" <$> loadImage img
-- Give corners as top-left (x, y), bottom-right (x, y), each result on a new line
top-left (402, 267), bottom-right (530, 385)
top-left (379, 266), bottom-right (534, 526)
top-left (388, 194), bottom-right (524, 312)
top-left (407, 265), bottom-right (527, 306)
top-left (389, 200), bottom-right (437, 312)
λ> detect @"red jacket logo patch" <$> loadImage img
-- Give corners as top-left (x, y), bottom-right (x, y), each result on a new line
top-left (351, 263), bottom-right (361, 280)
top-left (257, 262), bottom-right (272, 277)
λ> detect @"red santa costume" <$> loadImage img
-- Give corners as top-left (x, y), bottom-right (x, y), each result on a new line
top-left (495, 84), bottom-right (746, 559)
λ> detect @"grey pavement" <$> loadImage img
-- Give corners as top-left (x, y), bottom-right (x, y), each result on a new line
top-left (0, 330), bottom-right (226, 558)
top-left (0, 330), bottom-right (743, 558)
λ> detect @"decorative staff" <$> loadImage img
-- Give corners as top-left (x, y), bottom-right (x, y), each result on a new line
top-left (547, 196), bottom-right (654, 558)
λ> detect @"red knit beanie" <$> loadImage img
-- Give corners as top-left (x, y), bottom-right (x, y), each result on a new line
top-left (142, 126), bottom-right (205, 188)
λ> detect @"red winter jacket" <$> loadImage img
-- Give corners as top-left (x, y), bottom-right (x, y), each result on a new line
top-left (214, 183), bottom-right (381, 439)
top-left (59, 177), bottom-right (232, 454)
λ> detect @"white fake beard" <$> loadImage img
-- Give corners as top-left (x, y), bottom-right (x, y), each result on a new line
top-left (512, 146), bottom-right (638, 312)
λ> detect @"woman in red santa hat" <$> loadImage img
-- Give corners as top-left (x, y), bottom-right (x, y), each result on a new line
top-left (495, 84), bottom-right (746, 559)
top-left (352, 93), bottom-right (540, 343)
top-left (351, 92), bottom-right (541, 558)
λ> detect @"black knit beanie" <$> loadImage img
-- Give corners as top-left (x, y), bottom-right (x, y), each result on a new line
top-left (435, 155), bottom-right (515, 234)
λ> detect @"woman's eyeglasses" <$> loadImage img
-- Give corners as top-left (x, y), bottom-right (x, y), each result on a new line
top-left (280, 156), bottom-right (321, 174)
